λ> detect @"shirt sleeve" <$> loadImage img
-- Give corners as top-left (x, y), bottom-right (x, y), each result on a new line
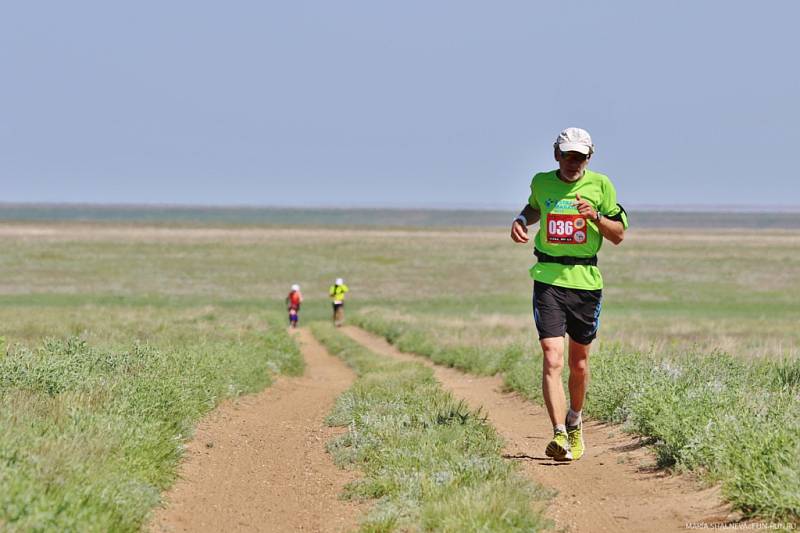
top-left (527, 174), bottom-right (538, 209)
top-left (599, 177), bottom-right (629, 229)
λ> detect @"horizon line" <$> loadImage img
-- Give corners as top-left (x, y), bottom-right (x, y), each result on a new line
top-left (1, 200), bottom-right (800, 214)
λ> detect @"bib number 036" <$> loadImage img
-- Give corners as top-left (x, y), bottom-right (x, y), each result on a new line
top-left (546, 214), bottom-right (587, 244)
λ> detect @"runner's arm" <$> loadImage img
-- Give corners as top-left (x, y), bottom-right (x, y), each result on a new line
top-left (510, 204), bottom-right (540, 243)
top-left (596, 217), bottom-right (625, 245)
top-left (575, 193), bottom-right (625, 245)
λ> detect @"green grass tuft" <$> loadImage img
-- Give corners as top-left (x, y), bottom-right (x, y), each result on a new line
top-left (311, 322), bottom-right (552, 532)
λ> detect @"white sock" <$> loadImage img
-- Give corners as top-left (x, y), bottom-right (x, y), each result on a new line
top-left (566, 409), bottom-right (582, 427)
top-left (554, 424), bottom-right (567, 434)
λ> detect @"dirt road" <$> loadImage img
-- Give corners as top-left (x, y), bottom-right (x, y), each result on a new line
top-left (341, 326), bottom-right (735, 533)
top-left (151, 325), bottom-right (736, 532)
top-left (150, 329), bottom-right (363, 533)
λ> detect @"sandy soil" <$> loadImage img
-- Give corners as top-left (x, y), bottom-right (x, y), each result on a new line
top-left (341, 326), bottom-right (739, 533)
top-left (150, 329), bottom-right (364, 533)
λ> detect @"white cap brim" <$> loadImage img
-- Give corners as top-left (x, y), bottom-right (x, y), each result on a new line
top-left (558, 142), bottom-right (592, 155)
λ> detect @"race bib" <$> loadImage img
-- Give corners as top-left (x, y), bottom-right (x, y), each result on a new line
top-left (546, 213), bottom-right (587, 244)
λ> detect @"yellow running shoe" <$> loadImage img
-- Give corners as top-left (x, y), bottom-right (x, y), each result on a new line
top-left (567, 422), bottom-right (584, 461)
top-left (545, 430), bottom-right (572, 461)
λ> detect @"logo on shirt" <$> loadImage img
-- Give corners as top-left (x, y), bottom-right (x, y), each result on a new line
top-left (551, 199), bottom-right (576, 212)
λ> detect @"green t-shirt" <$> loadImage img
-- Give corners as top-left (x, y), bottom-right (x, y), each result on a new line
top-left (527, 169), bottom-right (628, 290)
top-left (329, 284), bottom-right (349, 302)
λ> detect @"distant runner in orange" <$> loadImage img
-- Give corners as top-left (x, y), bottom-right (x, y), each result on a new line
top-left (511, 127), bottom-right (629, 461)
top-left (286, 284), bottom-right (303, 328)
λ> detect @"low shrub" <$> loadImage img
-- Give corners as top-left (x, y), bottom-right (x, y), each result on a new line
top-left (0, 315), bottom-right (302, 532)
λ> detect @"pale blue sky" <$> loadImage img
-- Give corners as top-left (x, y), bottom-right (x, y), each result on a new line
top-left (2, 1), bottom-right (798, 209)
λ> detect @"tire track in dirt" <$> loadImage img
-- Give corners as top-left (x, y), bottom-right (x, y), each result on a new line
top-left (150, 328), bottom-right (364, 533)
top-left (342, 326), bottom-right (735, 533)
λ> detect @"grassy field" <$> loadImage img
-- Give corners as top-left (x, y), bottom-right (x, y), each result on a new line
top-left (342, 228), bottom-right (800, 522)
top-left (0, 238), bottom-right (304, 533)
top-left (3, 203), bottom-right (800, 229)
top-left (1, 218), bottom-right (798, 527)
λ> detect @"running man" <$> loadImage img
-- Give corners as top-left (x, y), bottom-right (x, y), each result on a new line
top-left (285, 284), bottom-right (303, 328)
top-left (329, 278), bottom-right (349, 327)
top-left (510, 127), bottom-right (628, 461)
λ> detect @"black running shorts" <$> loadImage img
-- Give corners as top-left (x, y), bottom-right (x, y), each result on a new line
top-left (532, 281), bottom-right (603, 345)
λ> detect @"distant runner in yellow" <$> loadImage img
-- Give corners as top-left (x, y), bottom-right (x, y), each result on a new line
top-left (329, 278), bottom-right (349, 327)
top-left (511, 127), bottom-right (628, 462)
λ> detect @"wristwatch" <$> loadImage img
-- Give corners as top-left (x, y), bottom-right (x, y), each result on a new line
top-left (514, 214), bottom-right (528, 226)
top-left (594, 211), bottom-right (603, 222)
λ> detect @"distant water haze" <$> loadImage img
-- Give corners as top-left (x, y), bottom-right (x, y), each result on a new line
top-left (2, 203), bottom-right (800, 229)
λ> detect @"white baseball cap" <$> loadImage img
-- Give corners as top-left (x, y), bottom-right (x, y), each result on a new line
top-left (335, 278), bottom-right (344, 285)
top-left (554, 127), bottom-right (594, 155)
top-left (291, 284), bottom-right (300, 291)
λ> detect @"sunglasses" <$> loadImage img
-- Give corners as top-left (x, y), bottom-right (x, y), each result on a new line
top-left (559, 151), bottom-right (589, 162)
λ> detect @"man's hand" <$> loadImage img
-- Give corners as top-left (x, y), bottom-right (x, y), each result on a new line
top-left (511, 205), bottom-right (540, 243)
top-left (511, 219), bottom-right (529, 243)
top-left (574, 193), bottom-right (598, 220)
top-left (575, 193), bottom-right (625, 244)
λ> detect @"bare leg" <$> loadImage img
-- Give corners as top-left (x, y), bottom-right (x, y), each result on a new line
top-left (567, 338), bottom-right (591, 412)
top-left (541, 336), bottom-right (567, 427)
